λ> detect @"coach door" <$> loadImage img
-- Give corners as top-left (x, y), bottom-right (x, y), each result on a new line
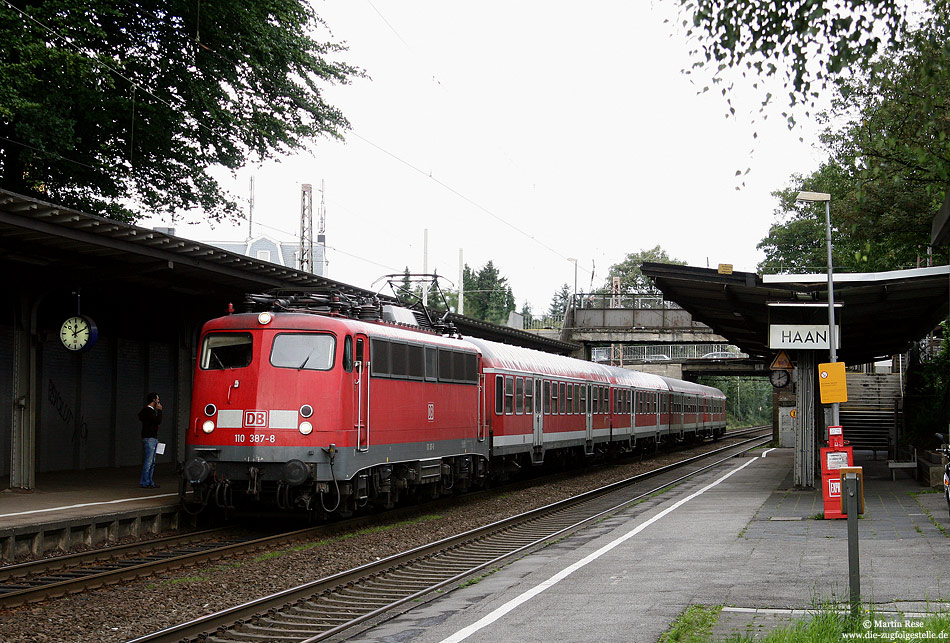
top-left (532, 378), bottom-right (543, 449)
top-left (585, 384), bottom-right (593, 450)
top-left (354, 335), bottom-right (370, 452)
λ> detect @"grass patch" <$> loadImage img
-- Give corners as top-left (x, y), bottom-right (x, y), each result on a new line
top-left (722, 606), bottom-right (950, 642)
top-left (659, 604), bottom-right (722, 643)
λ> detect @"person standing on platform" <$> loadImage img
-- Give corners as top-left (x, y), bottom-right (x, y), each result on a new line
top-left (138, 392), bottom-right (162, 488)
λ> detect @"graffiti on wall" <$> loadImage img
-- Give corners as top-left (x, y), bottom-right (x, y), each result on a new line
top-left (48, 379), bottom-right (88, 443)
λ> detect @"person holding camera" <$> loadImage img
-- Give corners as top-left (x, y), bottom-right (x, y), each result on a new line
top-left (138, 392), bottom-right (162, 488)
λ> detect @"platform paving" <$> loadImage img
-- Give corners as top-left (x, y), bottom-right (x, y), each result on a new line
top-left (341, 449), bottom-right (950, 643)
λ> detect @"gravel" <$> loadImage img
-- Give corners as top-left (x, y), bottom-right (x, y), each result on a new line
top-left (0, 436), bottom-right (760, 642)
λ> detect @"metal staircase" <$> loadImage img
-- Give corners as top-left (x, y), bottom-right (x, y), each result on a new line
top-left (838, 373), bottom-right (903, 456)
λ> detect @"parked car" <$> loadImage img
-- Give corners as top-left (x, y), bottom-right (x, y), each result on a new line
top-left (701, 351), bottom-right (736, 359)
top-left (642, 354), bottom-right (671, 362)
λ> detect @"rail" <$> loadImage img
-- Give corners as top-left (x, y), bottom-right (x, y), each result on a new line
top-left (130, 430), bottom-right (770, 642)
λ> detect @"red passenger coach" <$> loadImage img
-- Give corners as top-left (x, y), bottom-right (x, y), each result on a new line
top-left (181, 292), bottom-right (727, 518)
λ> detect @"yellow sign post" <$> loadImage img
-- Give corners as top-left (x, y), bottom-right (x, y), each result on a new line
top-left (818, 362), bottom-right (848, 404)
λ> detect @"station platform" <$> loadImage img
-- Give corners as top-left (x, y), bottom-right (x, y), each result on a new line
top-left (0, 463), bottom-right (182, 560)
top-left (348, 449), bottom-right (950, 643)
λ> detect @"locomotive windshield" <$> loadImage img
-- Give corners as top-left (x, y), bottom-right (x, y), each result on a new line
top-left (201, 333), bottom-right (253, 370)
top-left (271, 333), bottom-right (336, 371)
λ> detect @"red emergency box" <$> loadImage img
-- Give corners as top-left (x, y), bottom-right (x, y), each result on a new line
top-left (820, 426), bottom-right (853, 519)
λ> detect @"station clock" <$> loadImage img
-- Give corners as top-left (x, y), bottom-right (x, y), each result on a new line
top-left (60, 315), bottom-right (98, 352)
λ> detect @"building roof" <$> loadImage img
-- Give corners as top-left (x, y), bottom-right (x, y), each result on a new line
top-left (641, 262), bottom-right (949, 364)
top-left (0, 189), bottom-right (374, 299)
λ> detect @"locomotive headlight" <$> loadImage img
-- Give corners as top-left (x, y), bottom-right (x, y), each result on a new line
top-left (202, 420), bottom-right (215, 434)
top-left (299, 421), bottom-right (313, 435)
top-left (258, 311), bottom-right (273, 325)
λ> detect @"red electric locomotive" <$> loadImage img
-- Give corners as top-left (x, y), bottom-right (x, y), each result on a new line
top-left (181, 292), bottom-right (726, 517)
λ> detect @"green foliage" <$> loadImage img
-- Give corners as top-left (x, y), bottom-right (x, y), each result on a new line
top-left (548, 283), bottom-right (571, 317)
top-left (461, 261), bottom-right (516, 325)
top-left (904, 322), bottom-right (950, 450)
top-left (677, 0), bottom-right (907, 116)
top-left (605, 246), bottom-right (687, 295)
top-left (0, 0), bottom-right (361, 221)
top-left (700, 376), bottom-right (772, 427)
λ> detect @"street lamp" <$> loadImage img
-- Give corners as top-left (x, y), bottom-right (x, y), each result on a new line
top-left (567, 257), bottom-right (578, 309)
top-left (796, 190), bottom-right (839, 425)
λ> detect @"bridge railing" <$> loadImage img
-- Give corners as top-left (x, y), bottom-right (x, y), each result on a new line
top-left (591, 344), bottom-right (748, 364)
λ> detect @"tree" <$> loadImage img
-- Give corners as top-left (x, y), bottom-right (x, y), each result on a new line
top-left (758, 9), bottom-right (950, 274)
top-left (605, 246), bottom-right (686, 296)
top-left (0, 1), bottom-right (360, 221)
top-left (548, 284), bottom-right (571, 317)
top-left (678, 0), bottom-right (909, 116)
top-left (461, 261), bottom-right (516, 325)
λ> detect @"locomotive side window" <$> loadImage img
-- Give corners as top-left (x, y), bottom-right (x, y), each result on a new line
top-left (407, 344), bottom-right (425, 380)
top-left (425, 347), bottom-right (438, 381)
top-left (343, 336), bottom-right (354, 373)
top-left (201, 333), bottom-right (253, 370)
top-left (370, 339), bottom-right (391, 376)
top-left (505, 376), bottom-right (514, 414)
top-left (515, 378), bottom-right (524, 414)
top-left (271, 334), bottom-right (335, 371)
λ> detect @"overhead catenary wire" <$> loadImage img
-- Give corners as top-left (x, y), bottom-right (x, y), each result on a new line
top-left (5, 1), bottom-right (598, 297)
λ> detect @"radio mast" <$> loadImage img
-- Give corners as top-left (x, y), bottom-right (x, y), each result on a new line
top-left (317, 180), bottom-right (327, 276)
top-left (299, 183), bottom-right (313, 273)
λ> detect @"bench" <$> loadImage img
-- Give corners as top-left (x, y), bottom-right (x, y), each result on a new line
top-left (887, 448), bottom-right (918, 481)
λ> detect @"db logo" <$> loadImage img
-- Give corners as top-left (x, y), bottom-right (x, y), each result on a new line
top-left (244, 410), bottom-right (268, 428)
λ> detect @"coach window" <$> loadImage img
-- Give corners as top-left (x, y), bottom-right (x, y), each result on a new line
top-left (551, 381), bottom-right (559, 414)
top-left (495, 375), bottom-right (504, 414)
top-left (592, 387), bottom-right (599, 414)
top-left (515, 378), bottom-right (524, 414)
top-left (626, 390), bottom-right (632, 414)
top-left (505, 376), bottom-right (515, 414)
top-left (580, 386), bottom-right (587, 413)
top-left (201, 332), bottom-right (253, 370)
top-left (558, 382), bottom-right (565, 414)
top-left (525, 377), bottom-right (534, 414)
top-left (271, 334), bottom-right (335, 371)
top-left (543, 380), bottom-right (551, 414)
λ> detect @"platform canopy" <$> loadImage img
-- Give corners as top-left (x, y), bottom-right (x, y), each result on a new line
top-left (641, 263), bottom-right (949, 365)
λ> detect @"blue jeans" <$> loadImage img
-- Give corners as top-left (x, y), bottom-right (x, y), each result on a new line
top-left (140, 437), bottom-right (158, 487)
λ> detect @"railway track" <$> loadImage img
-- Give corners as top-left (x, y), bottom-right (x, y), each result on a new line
top-left (129, 429), bottom-right (771, 643)
top-left (0, 426), bottom-right (768, 612)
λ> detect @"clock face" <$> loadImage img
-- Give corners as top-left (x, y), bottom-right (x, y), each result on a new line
top-left (769, 369), bottom-right (790, 388)
top-left (60, 315), bottom-right (98, 352)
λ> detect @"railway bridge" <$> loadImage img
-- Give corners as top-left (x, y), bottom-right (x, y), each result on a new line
top-left (523, 293), bottom-right (766, 379)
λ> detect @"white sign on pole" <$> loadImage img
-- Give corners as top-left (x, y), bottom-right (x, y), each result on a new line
top-left (768, 324), bottom-right (841, 350)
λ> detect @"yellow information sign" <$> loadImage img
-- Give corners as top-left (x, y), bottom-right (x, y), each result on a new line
top-left (818, 362), bottom-right (848, 404)
top-left (717, 263), bottom-right (733, 275)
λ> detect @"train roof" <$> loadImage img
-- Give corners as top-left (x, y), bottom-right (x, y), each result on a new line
top-left (466, 337), bottom-right (669, 390)
top-left (659, 375), bottom-right (726, 398)
top-left (202, 312), bottom-right (478, 352)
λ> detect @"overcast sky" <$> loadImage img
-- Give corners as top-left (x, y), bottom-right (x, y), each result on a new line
top-left (144, 1), bottom-right (828, 313)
